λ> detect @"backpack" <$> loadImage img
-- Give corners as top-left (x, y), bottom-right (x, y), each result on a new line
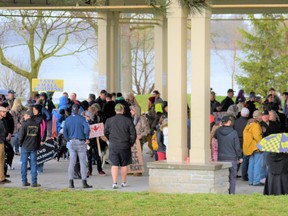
top-left (136, 114), bottom-right (151, 138)
top-left (151, 131), bottom-right (158, 151)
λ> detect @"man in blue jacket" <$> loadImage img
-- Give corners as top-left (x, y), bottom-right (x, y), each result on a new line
top-left (63, 104), bottom-right (92, 189)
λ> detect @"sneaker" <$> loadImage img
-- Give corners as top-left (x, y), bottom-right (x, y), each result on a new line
top-left (121, 182), bottom-right (128, 187)
top-left (112, 183), bottom-right (118, 189)
top-left (22, 182), bottom-right (31, 187)
top-left (0, 179), bottom-right (11, 184)
top-left (31, 183), bottom-right (41, 187)
top-left (99, 171), bottom-right (106, 176)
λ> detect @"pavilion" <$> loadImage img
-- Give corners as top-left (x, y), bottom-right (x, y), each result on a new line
top-left (1, 0), bottom-right (288, 193)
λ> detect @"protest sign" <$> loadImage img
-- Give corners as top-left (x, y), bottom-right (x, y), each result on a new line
top-left (128, 140), bottom-right (144, 174)
top-left (89, 123), bottom-right (104, 138)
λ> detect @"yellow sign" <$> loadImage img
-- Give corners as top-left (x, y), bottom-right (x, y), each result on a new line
top-left (32, 79), bottom-right (64, 92)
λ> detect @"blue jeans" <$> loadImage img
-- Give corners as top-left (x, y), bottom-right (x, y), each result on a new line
top-left (12, 133), bottom-right (19, 153)
top-left (21, 148), bottom-right (37, 185)
top-left (242, 155), bottom-right (249, 181)
top-left (68, 139), bottom-right (87, 180)
top-left (248, 152), bottom-right (267, 185)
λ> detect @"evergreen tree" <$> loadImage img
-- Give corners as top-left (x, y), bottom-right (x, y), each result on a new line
top-left (236, 14), bottom-right (288, 97)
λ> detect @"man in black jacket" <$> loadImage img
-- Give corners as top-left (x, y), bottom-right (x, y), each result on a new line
top-left (221, 89), bottom-right (235, 112)
top-left (104, 104), bottom-right (136, 189)
top-left (215, 115), bottom-right (242, 194)
top-left (18, 110), bottom-right (41, 187)
top-left (0, 106), bottom-right (11, 184)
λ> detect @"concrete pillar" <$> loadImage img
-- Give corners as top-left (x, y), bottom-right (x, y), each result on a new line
top-left (166, 1), bottom-right (188, 163)
top-left (154, 15), bottom-right (168, 100)
top-left (97, 12), bottom-right (120, 93)
top-left (120, 15), bottom-right (132, 94)
top-left (190, 10), bottom-right (211, 164)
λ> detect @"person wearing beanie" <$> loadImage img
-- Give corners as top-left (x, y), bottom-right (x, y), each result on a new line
top-left (215, 115), bottom-right (242, 194)
top-left (234, 107), bottom-right (250, 181)
top-left (115, 92), bottom-right (131, 118)
top-left (102, 93), bottom-right (116, 123)
top-left (39, 92), bottom-right (55, 138)
top-left (104, 103), bottom-right (136, 189)
top-left (63, 104), bottom-right (92, 189)
top-left (32, 103), bottom-right (48, 174)
top-left (246, 92), bottom-right (257, 119)
top-left (18, 110), bottom-right (42, 187)
top-left (243, 110), bottom-right (265, 186)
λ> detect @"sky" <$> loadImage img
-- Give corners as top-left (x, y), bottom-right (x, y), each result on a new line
top-left (4, 45), bottom-right (241, 100)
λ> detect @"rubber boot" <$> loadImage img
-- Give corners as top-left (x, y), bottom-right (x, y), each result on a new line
top-left (69, 180), bottom-right (74, 188)
top-left (82, 180), bottom-right (92, 188)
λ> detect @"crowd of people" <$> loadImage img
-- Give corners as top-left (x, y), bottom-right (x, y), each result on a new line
top-left (2, 86), bottom-right (287, 194)
top-left (0, 89), bottom-right (168, 189)
top-left (211, 88), bottom-right (288, 195)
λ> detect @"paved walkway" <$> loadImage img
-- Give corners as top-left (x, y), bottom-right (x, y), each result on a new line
top-left (1, 146), bottom-right (264, 194)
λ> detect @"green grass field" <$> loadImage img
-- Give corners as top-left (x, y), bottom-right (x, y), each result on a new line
top-left (0, 188), bottom-right (287, 216)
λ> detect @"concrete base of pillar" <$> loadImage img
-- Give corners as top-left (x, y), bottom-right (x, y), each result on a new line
top-left (147, 161), bottom-right (232, 194)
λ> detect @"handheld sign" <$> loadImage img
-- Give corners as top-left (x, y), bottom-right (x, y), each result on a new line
top-left (36, 139), bottom-right (57, 166)
top-left (128, 139), bottom-right (144, 174)
top-left (89, 123), bottom-right (104, 138)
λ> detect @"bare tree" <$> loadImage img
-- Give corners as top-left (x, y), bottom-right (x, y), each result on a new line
top-left (130, 16), bottom-right (155, 95)
top-left (0, 10), bottom-right (96, 94)
top-left (0, 66), bottom-right (29, 97)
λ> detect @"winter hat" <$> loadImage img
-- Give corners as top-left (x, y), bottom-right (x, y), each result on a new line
top-left (162, 101), bottom-right (168, 110)
top-left (241, 108), bottom-right (250, 117)
top-left (115, 103), bottom-right (124, 112)
top-left (33, 104), bottom-right (42, 114)
top-left (25, 110), bottom-right (33, 117)
top-left (0, 106), bottom-right (7, 112)
top-left (253, 110), bottom-right (262, 119)
top-left (85, 111), bottom-right (93, 120)
top-left (148, 96), bottom-right (155, 103)
top-left (249, 92), bottom-right (256, 99)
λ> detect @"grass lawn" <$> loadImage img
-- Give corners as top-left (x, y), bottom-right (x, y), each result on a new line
top-left (1, 188), bottom-right (288, 216)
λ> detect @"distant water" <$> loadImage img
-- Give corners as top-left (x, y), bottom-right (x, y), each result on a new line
top-left (4, 44), bottom-right (244, 100)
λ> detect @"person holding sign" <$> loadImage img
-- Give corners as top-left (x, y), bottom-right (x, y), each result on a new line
top-left (104, 104), bottom-right (136, 189)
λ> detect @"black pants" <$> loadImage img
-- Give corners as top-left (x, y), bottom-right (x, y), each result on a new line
top-left (87, 145), bottom-right (102, 174)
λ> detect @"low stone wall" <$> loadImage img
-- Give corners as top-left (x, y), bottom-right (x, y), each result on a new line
top-left (147, 161), bottom-right (231, 194)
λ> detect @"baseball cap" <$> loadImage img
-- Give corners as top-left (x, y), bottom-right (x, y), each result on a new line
top-left (262, 110), bottom-right (269, 116)
top-left (221, 115), bottom-right (233, 124)
top-left (8, 90), bottom-right (15, 94)
top-left (72, 104), bottom-right (80, 114)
